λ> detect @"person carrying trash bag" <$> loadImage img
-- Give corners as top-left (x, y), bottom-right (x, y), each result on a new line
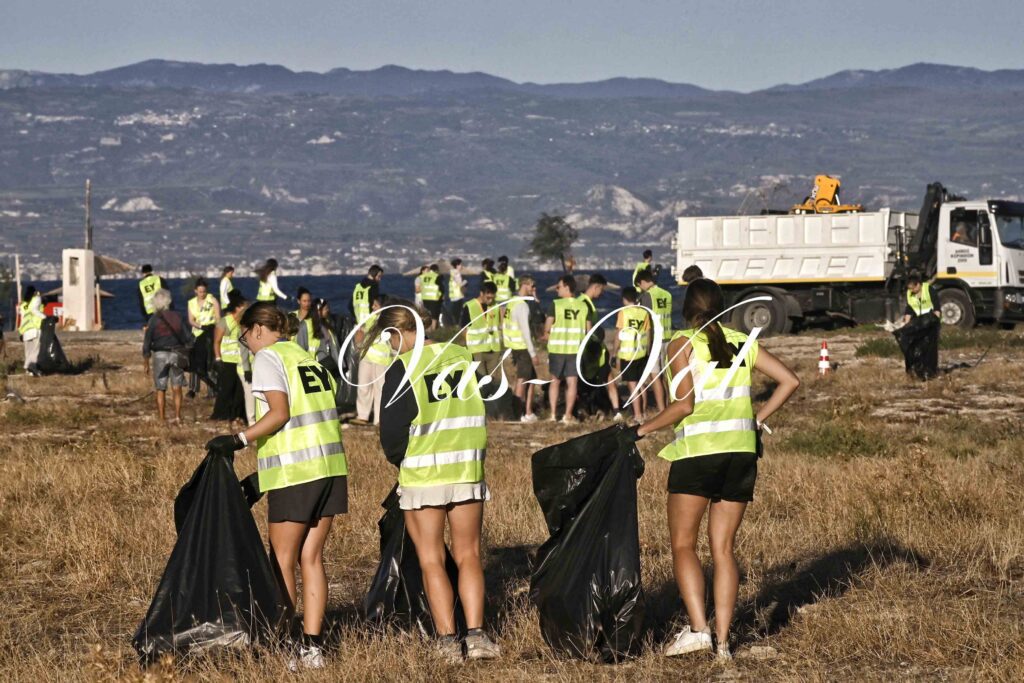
top-left (366, 300), bottom-right (501, 663)
top-left (530, 424), bottom-right (646, 662)
top-left (634, 278), bottom-right (799, 661)
top-left (897, 272), bottom-right (942, 379)
top-left (132, 446), bottom-right (282, 664)
top-left (206, 301), bottom-right (348, 672)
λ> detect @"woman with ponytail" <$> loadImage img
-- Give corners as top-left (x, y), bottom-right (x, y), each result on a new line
top-left (206, 301), bottom-right (346, 671)
top-left (633, 278), bottom-right (799, 661)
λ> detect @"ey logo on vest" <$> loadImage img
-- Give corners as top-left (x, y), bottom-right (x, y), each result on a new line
top-left (563, 309), bottom-right (581, 320)
top-left (298, 364), bottom-right (333, 394)
top-left (657, 298), bottom-right (668, 309)
top-left (423, 371), bottom-right (464, 402)
top-left (628, 318), bottom-right (644, 330)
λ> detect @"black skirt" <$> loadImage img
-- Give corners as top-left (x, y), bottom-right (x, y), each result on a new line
top-left (210, 361), bottom-right (246, 421)
top-left (267, 475), bottom-right (349, 524)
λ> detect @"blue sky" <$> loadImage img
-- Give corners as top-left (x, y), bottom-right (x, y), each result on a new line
top-left (4, 0), bottom-right (1022, 91)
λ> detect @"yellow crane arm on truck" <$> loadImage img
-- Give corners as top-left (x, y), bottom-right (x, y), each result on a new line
top-left (792, 174), bottom-right (864, 214)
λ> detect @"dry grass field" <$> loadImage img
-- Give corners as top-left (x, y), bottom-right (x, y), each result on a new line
top-left (1, 327), bottom-right (1022, 681)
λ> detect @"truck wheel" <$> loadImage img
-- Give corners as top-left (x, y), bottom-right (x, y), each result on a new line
top-left (939, 289), bottom-right (975, 329)
top-left (734, 296), bottom-right (788, 336)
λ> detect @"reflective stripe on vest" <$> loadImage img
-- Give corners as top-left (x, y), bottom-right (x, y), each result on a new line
top-left (617, 306), bottom-right (649, 361)
top-left (139, 275), bottom-right (160, 314)
top-left (420, 272), bottom-right (442, 301)
top-left (18, 297), bottom-right (43, 335)
top-left (648, 285), bottom-right (673, 335)
top-left (256, 280), bottom-right (275, 301)
top-left (907, 282), bottom-right (934, 315)
top-left (399, 343), bottom-right (487, 488)
top-left (464, 299), bottom-right (500, 353)
top-left (188, 294), bottom-right (218, 337)
top-left (221, 314), bottom-right (242, 364)
top-left (492, 273), bottom-right (512, 302)
top-left (547, 297), bottom-right (589, 355)
top-left (352, 283), bottom-right (371, 323)
top-left (502, 298), bottom-right (528, 351)
top-left (254, 341), bottom-right (347, 492)
top-left (658, 325), bottom-right (759, 461)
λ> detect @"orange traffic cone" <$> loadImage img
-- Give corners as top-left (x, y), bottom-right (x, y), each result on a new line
top-left (818, 341), bottom-right (831, 376)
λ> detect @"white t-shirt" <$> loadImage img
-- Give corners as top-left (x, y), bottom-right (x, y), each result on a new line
top-left (251, 348), bottom-right (290, 411)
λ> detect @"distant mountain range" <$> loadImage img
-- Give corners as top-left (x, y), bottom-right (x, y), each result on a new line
top-left (1, 60), bottom-right (1023, 279)
top-left (2, 60), bottom-right (1023, 98)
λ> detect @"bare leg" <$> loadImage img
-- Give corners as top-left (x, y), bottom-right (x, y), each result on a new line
top-left (651, 373), bottom-right (666, 413)
top-left (707, 500), bottom-right (747, 644)
top-left (668, 493), bottom-right (710, 631)
top-left (171, 386), bottom-right (183, 421)
top-left (447, 501), bottom-right (485, 629)
top-left (606, 382), bottom-right (620, 412)
top-left (155, 390), bottom-right (166, 421)
top-left (298, 515), bottom-right (335, 636)
top-left (626, 381), bottom-right (643, 420)
top-left (525, 382), bottom-right (535, 416)
top-left (405, 506), bottom-right (458, 635)
top-left (549, 378), bottom-right (562, 419)
top-left (564, 376), bottom-right (579, 418)
top-left (269, 521), bottom-right (308, 615)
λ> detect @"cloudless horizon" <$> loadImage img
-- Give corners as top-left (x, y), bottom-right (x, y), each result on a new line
top-left (5, 0), bottom-right (1024, 91)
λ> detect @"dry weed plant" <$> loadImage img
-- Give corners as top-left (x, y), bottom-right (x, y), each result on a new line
top-left (0, 329), bottom-right (1021, 681)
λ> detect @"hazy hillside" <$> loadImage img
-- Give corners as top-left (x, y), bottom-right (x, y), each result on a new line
top-left (1, 61), bottom-right (1023, 278)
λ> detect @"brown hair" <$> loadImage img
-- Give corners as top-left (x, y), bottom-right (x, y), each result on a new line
top-left (239, 301), bottom-right (297, 338)
top-left (359, 298), bottom-right (421, 358)
top-left (682, 278), bottom-right (734, 366)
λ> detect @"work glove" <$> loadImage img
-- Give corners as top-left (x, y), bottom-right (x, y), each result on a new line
top-left (244, 370), bottom-right (253, 383)
top-left (240, 472), bottom-right (264, 507)
top-left (206, 434), bottom-right (245, 452)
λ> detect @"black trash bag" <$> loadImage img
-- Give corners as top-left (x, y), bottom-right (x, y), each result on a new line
top-left (530, 425), bottom-right (645, 662)
top-left (895, 314), bottom-right (940, 380)
top-left (362, 485), bottom-right (464, 635)
top-left (334, 315), bottom-right (360, 411)
top-left (36, 317), bottom-right (75, 374)
top-left (480, 376), bottom-right (524, 421)
top-left (133, 448), bottom-right (282, 664)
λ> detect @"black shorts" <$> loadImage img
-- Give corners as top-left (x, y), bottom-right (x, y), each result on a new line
top-left (618, 356), bottom-right (648, 383)
top-left (667, 453), bottom-right (757, 502)
top-left (422, 300), bottom-right (443, 321)
top-left (512, 349), bottom-right (536, 381)
top-left (268, 475), bottom-right (348, 524)
top-left (548, 353), bottom-right (578, 379)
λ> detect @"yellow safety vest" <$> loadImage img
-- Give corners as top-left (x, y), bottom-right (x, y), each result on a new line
top-left (254, 341), bottom-right (347, 492)
top-left (907, 283), bottom-right (935, 316)
top-left (659, 325), bottom-right (758, 461)
top-left (547, 297), bottom-right (589, 355)
top-left (617, 306), bottom-right (650, 361)
top-left (632, 261), bottom-right (651, 286)
top-left (221, 314), bottom-right (242, 364)
top-left (139, 275), bottom-right (160, 315)
top-left (464, 299), bottom-right (500, 353)
top-left (503, 298), bottom-right (529, 351)
top-left (362, 313), bottom-right (393, 366)
top-left (448, 272), bottom-right (464, 301)
top-left (352, 282), bottom-right (372, 323)
top-left (291, 314), bottom-right (322, 354)
top-left (256, 279), bottom-right (275, 302)
top-left (188, 294), bottom-right (218, 337)
top-left (398, 343), bottom-right (486, 488)
top-left (420, 272), bottom-right (442, 301)
top-left (492, 273), bottom-right (513, 302)
top-left (647, 285), bottom-right (673, 336)
top-left (18, 296), bottom-right (44, 335)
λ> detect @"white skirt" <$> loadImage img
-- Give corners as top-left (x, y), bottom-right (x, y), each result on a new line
top-left (398, 481), bottom-right (490, 511)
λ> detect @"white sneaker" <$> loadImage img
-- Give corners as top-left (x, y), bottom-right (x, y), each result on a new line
top-left (715, 644), bottom-right (733, 662)
top-left (612, 411), bottom-right (625, 423)
top-left (520, 413), bottom-right (538, 424)
top-left (561, 415), bottom-right (578, 425)
top-left (287, 644), bottom-right (326, 672)
top-left (465, 631), bottom-right (501, 660)
top-left (664, 626), bottom-right (712, 657)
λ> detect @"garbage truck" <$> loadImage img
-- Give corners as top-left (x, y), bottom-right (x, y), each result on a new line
top-left (673, 183), bottom-right (1024, 334)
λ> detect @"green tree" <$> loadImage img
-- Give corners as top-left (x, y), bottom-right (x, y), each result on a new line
top-left (528, 213), bottom-right (578, 272)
